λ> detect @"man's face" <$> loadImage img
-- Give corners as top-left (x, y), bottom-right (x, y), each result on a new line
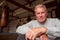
top-left (35, 8), bottom-right (47, 23)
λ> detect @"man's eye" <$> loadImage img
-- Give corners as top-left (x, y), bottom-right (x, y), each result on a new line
top-left (37, 13), bottom-right (40, 14)
top-left (41, 12), bottom-right (45, 13)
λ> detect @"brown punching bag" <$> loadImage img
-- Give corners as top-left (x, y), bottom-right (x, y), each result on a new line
top-left (0, 6), bottom-right (9, 32)
top-left (1, 6), bottom-right (7, 27)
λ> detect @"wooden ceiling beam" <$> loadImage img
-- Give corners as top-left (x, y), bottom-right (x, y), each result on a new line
top-left (12, 7), bottom-right (20, 11)
top-left (10, 0), bottom-right (56, 12)
top-left (9, 15), bottom-right (20, 19)
top-left (6, 0), bottom-right (34, 13)
top-left (6, 0), bottom-right (56, 20)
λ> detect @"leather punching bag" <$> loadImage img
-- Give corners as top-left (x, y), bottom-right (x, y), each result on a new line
top-left (1, 6), bottom-right (8, 27)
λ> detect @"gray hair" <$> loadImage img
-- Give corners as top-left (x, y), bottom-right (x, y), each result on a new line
top-left (34, 4), bottom-right (47, 12)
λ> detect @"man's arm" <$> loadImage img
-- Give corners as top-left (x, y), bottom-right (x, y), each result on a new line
top-left (54, 19), bottom-right (60, 37)
top-left (46, 18), bottom-right (60, 37)
top-left (39, 34), bottom-right (49, 40)
top-left (25, 27), bottom-right (48, 40)
top-left (16, 21), bottom-right (33, 34)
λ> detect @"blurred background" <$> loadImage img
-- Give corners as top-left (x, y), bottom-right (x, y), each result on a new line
top-left (0, 0), bottom-right (60, 40)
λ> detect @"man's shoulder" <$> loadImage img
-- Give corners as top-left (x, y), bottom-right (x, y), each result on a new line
top-left (47, 18), bottom-right (59, 20)
top-left (47, 18), bottom-right (59, 21)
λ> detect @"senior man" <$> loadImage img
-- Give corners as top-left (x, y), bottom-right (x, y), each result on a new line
top-left (16, 4), bottom-right (60, 40)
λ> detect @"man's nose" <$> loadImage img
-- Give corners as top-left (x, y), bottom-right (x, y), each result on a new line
top-left (40, 13), bottom-right (42, 16)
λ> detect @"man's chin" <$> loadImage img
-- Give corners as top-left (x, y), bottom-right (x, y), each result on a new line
top-left (38, 20), bottom-right (45, 23)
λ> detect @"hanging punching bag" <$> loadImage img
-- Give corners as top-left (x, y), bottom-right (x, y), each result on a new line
top-left (1, 6), bottom-right (8, 27)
